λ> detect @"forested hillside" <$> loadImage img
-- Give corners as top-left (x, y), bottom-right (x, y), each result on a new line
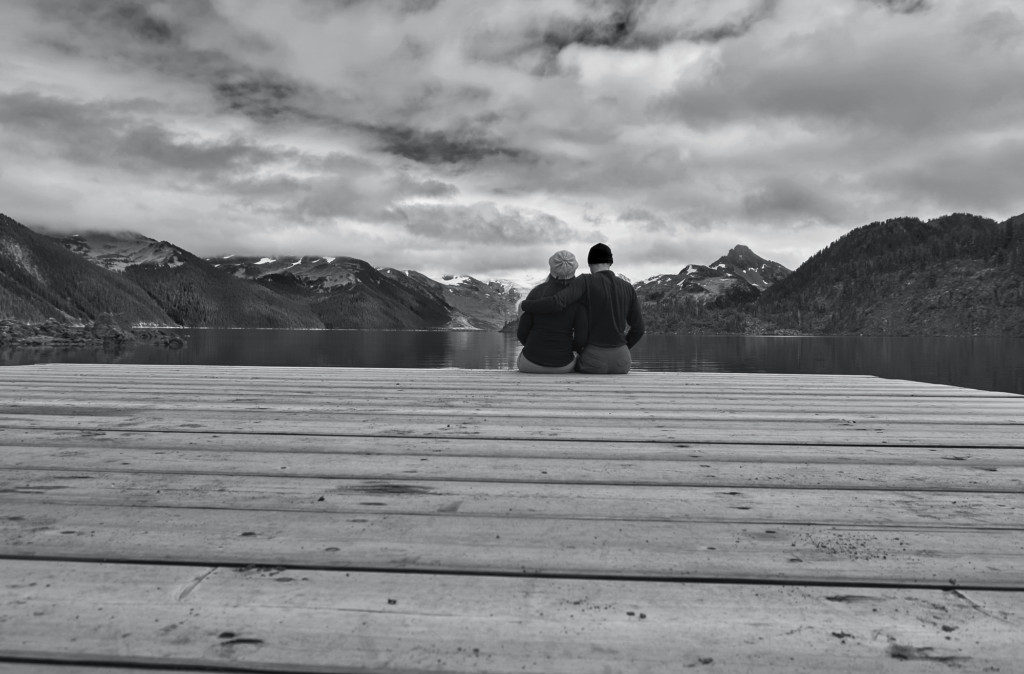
top-left (758, 214), bottom-right (1024, 335)
top-left (214, 256), bottom-right (457, 329)
top-left (58, 231), bottom-right (322, 328)
top-left (6, 210), bottom-right (1022, 336)
top-left (379, 269), bottom-right (520, 329)
top-left (123, 252), bottom-right (322, 328)
top-left (0, 214), bottom-right (171, 324)
top-left (636, 246), bottom-right (789, 334)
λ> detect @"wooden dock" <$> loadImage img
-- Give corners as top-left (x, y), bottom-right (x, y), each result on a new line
top-left (1, 364), bottom-right (1023, 672)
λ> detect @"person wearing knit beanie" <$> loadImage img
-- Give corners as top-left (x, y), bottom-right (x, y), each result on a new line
top-left (517, 250), bottom-right (588, 374)
top-left (548, 250), bottom-right (578, 280)
top-left (521, 240), bottom-right (644, 374)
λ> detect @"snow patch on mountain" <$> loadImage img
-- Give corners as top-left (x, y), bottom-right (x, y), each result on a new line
top-left (59, 231), bottom-right (186, 272)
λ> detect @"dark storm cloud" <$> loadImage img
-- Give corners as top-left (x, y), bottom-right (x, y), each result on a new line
top-left (30, 0), bottom-right (321, 125)
top-left (295, 0), bottom-right (442, 18)
top-left (33, 0), bottom-right (203, 45)
top-left (869, 0), bottom-right (929, 14)
top-left (102, 1), bottom-right (177, 43)
top-left (540, 2), bottom-right (644, 52)
top-left (370, 125), bottom-right (529, 165)
top-left (684, 0), bottom-right (778, 42)
top-left (476, 0), bottom-right (779, 76)
top-left (542, 0), bottom-right (778, 52)
top-left (214, 75), bottom-right (304, 122)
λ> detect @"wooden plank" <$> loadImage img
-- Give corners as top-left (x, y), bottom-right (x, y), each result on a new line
top-left (0, 369), bottom-right (1003, 388)
top-left (5, 429), bottom-right (1022, 464)
top-left (2, 448), bottom-right (1021, 492)
top-left (2, 468), bottom-right (1021, 528)
top-left (0, 364), bottom-right (891, 379)
top-left (2, 394), bottom-right (1022, 423)
top-left (3, 386), bottom-right (1011, 407)
top-left (0, 375), bottom-right (1012, 399)
top-left (4, 400), bottom-right (1023, 425)
top-left (2, 366), bottom-right (1000, 397)
top-left (0, 364), bottom-right (971, 387)
top-left (4, 412), bottom-right (1023, 447)
top-left (5, 365), bottom-right (1014, 396)
top-left (4, 504), bottom-right (1024, 587)
top-left (3, 559), bottom-right (1022, 673)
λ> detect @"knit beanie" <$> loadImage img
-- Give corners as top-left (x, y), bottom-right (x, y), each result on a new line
top-left (587, 242), bottom-right (613, 265)
top-left (548, 250), bottom-right (578, 280)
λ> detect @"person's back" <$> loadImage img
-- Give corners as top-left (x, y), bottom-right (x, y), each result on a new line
top-left (516, 251), bottom-right (588, 374)
top-left (520, 243), bottom-right (643, 374)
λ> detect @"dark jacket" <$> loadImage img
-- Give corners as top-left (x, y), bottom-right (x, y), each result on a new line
top-left (520, 270), bottom-right (643, 349)
top-left (517, 277), bottom-right (589, 367)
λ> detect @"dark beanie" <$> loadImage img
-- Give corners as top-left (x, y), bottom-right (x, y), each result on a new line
top-left (588, 242), bottom-right (613, 264)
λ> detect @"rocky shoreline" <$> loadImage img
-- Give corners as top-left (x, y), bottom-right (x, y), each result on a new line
top-left (0, 315), bottom-right (186, 349)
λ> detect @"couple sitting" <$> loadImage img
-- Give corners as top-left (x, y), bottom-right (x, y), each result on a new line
top-left (517, 242), bottom-right (644, 375)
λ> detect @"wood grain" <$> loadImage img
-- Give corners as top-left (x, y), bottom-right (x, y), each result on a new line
top-left (3, 364), bottom-right (1022, 672)
top-left (2, 559), bottom-right (1021, 673)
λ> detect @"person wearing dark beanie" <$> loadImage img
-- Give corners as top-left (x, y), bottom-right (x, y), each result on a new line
top-left (587, 242), bottom-right (613, 265)
top-left (520, 242), bottom-right (644, 374)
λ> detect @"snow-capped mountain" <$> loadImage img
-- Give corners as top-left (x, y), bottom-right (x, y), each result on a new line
top-left (0, 214), bottom-right (171, 324)
top-left (59, 231), bottom-right (187, 271)
top-left (636, 246), bottom-right (791, 303)
top-left (56, 231), bottom-right (319, 327)
top-left (377, 269), bottom-right (521, 330)
top-left (212, 256), bottom-right (460, 329)
top-left (709, 245), bottom-right (792, 290)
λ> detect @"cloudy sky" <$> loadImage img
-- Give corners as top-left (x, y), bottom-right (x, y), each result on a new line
top-left (2, 0), bottom-right (1023, 281)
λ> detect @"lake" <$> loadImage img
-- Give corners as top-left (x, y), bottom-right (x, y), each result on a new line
top-left (2, 329), bottom-right (1023, 395)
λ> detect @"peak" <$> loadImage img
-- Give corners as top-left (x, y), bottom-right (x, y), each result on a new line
top-left (712, 245), bottom-right (768, 268)
top-left (725, 244), bottom-right (762, 260)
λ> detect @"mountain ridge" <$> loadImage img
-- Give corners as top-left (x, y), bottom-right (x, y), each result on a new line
top-left (56, 231), bottom-right (320, 328)
top-left (3, 210), bottom-right (1020, 336)
top-left (0, 214), bottom-right (172, 325)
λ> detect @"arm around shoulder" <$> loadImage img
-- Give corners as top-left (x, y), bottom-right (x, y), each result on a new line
top-left (516, 285), bottom-right (544, 345)
top-left (520, 275), bottom-right (587, 314)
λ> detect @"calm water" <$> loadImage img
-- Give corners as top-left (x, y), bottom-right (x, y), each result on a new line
top-left (2, 329), bottom-right (1023, 394)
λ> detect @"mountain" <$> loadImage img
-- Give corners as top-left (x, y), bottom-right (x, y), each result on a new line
top-left (379, 269), bottom-right (521, 330)
top-left (636, 246), bottom-right (791, 301)
top-left (757, 213), bottom-right (1024, 336)
top-left (0, 214), bottom-right (172, 324)
top-left (61, 231), bottom-right (187, 271)
top-left (710, 245), bottom-right (792, 290)
top-left (58, 232), bottom-right (320, 328)
top-left (212, 256), bottom-right (456, 329)
top-left (634, 245), bottom-right (789, 333)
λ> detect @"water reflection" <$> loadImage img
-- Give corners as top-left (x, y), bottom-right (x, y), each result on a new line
top-left (2, 329), bottom-right (1022, 395)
